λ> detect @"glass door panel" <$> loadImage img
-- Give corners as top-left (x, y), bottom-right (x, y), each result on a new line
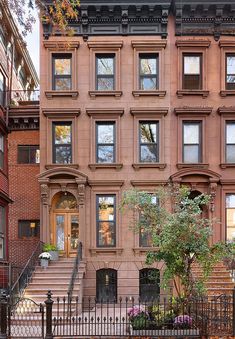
top-left (70, 214), bottom-right (79, 250)
top-left (56, 215), bottom-right (65, 251)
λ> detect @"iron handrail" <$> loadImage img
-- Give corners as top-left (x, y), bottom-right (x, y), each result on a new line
top-left (67, 242), bottom-right (82, 299)
top-left (10, 240), bottom-right (44, 302)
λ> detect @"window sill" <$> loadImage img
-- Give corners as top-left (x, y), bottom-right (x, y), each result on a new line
top-left (220, 163), bottom-right (235, 169)
top-left (17, 163), bottom-right (40, 166)
top-left (220, 90), bottom-right (235, 97)
top-left (45, 90), bottom-right (79, 99)
top-left (132, 90), bottom-right (166, 98)
top-left (88, 163), bottom-right (123, 171)
top-left (45, 164), bottom-right (79, 170)
top-left (89, 91), bottom-right (122, 98)
top-left (177, 90), bottom-right (209, 98)
top-left (89, 247), bottom-right (123, 256)
top-left (177, 163), bottom-right (209, 169)
top-left (132, 163), bottom-right (166, 170)
top-left (133, 247), bottom-right (159, 256)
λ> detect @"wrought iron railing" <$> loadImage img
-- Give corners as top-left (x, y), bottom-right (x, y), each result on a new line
top-left (10, 241), bottom-right (43, 303)
top-left (0, 262), bottom-right (23, 294)
top-left (67, 242), bottom-right (83, 300)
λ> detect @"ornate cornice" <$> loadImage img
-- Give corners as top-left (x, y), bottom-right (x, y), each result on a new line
top-left (8, 102), bottom-right (39, 130)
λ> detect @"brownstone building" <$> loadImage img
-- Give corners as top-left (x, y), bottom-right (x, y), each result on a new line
top-left (0, 2), bottom-right (38, 268)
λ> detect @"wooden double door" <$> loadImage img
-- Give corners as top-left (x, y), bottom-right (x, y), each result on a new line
top-left (53, 212), bottom-right (79, 257)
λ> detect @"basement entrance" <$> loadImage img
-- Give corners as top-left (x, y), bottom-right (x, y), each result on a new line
top-left (51, 192), bottom-right (79, 257)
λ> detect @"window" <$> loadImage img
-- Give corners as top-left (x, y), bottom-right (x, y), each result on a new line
top-left (226, 195), bottom-right (235, 241)
top-left (0, 71), bottom-right (5, 107)
top-left (0, 134), bottom-right (4, 169)
top-left (18, 146), bottom-right (40, 164)
top-left (97, 195), bottom-right (116, 247)
top-left (139, 268), bottom-right (160, 301)
top-left (96, 269), bottom-right (117, 302)
top-left (139, 121), bottom-right (159, 162)
top-left (96, 122), bottom-right (115, 163)
top-left (52, 122), bottom-right (72, 164)
top-left (52, 54), bottom-right (72, 91)
top-left (183, 122), bottom-right (201, 163)
top-left (18, 220), bottom-right (40, 239)
top-left (183, 54), bottom-right (202, 90)
top-left (139, 54), bottom-right (158, 90)
top-left (139, 195), bottom-right (158, 247)
top-left (0, 206), bottom-right (6, 259)
top-left (226, 54), bottom-right (235, 90)
top-left (226, 122), bottom-right (235, 163)
top-left (96, 54), bottom-right (115, 91)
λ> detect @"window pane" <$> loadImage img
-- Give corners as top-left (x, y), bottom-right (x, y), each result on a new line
top-left (140, 123), bottom-right (157, 143)
top-left (29, 147), bottom-right (40, 164)
top-left (226, 194), bottom-right (235, 208)
top-left (140, 228), bottom-right (152, 247)
top-left (97, 146), bottom-right (114, 163)
top-left (227, 75), bottom-right (235, 84)
top-left (226, 145), bottom-right (235, 163)
top-left (0, 206), bottom-right (6, 233)
top-left (140, 145), bottom-right (158, 162)
top-left (227, 56), bottom-right (235, 74)
top-left (54, 125), bottom-right (71, 144)
top-left (98, 196), bottom-right (114, 220)
top-left (140, 57), bottom-right (157, 75)
top-left (55, 146), bottom-right (71, 164)
top-left (140, 77), bottom-right (157, 90)
top-left (184, 145), bottom-right (199, 163)
top-left (97, 78), bottom-right (114, 91)
top-left (98, 222), bottom-right (115, 246)
top-left (18, 220), bottom-right (40, 238)
top-left (97, 57), bottom-right (114, 75)
top-left (183, 75), bottom-right (201, 90)
top-left (54, 78), bottom-right (71, 91)
top-left (98, 124), bottom-right (114, 143)
top-left (184, 56), bottom-right (200, 74)
top-left (226, 123), bottom-right (235, 143)
top-left (18, 147), bottom-right (29, 163)
top-left (54, 58), bottom-right (71, 75)
top-left (0, 71), bottom-right (5, 106)
top-left (184, 124), bottom-right (199, 144)
top-left (0, 135), bottom-right (4, 152)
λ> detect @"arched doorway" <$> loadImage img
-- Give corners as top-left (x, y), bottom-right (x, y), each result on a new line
top-left (51, 192), bottom-right (79, 257)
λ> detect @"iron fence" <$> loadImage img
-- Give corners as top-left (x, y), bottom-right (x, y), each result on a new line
top-left (0, 289), bottom-right (234, 338)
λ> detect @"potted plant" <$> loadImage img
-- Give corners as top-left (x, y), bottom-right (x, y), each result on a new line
top-left (39, 252), bottom-right (51, 268)
top-left (43, 243), bottom-right (59, 261)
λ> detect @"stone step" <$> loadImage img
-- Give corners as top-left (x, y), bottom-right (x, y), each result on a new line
top-left (206, 287), bottom-right (234, 295)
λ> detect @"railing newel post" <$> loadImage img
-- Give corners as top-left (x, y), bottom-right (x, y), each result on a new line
top-left (45, 290), bottom-right (54, 339)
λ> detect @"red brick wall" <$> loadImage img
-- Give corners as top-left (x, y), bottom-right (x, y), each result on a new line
top-left (8, 130), bottom-right (40, 266)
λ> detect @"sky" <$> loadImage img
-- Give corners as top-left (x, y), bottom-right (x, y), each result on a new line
top-left (25, 11), bottom-right (40, 76)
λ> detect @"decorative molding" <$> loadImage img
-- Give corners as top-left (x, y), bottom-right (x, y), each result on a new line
top-left (43, 41), bottom-right (80, 50)
top-left (220, 90), bottom-right (235, 98)
top-left (40, 184), bottom-right (49, 206)
top-left (130, 107), bottom-right (168, 116)
top-left (219, 41), bottom-right (235, 48)
top-left (8, 117), bottom-right (39, 130)
top-left (133, 247), bottom-right (159, 256)
top-left (177, 163), bottom-right (209, 170)
top-left (131, 40), bottom-right (167, 49)
top-left (220, 179), bottom-right (235, 185)
top-left (77, 183), bottom-right (85, 205)
top-left (132, 90), bottom-right (166, 98)
top-left (131, 180), bottom-right (167, 187)
top-left (45, 164), bottom-right (79, 170)
top-left (218, 107), bottom-right (235, 115)
top-left (88, 180), bottom-right (124, 187)
top-left (177, 90), bottom-right (209, 98)
top-left (88, 164), bottom-right (123, 171)
top-left (132, 163), bottom-right (166, 170)
top-left (176, 39), bottom-right (211, 48)
top-left (87, 41), bottom-right (123, 49)
top-left (89, 91), bottom-right (122, 98)
top-left (220, 163), bottom-right (235, 169)
top-left (174, 107), bottom-right (213, 115)
top-left (86, 108), bottom-right (124, 117)
top-left (42, 108), bottom-right (80, 117)
top-left (89, 248), bottom-right (123, 256)
top-left (45, 91), bottom-right (79, 99)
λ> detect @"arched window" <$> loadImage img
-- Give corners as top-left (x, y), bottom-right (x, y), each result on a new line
top-left (139, 268), bottom-right (160, 301)
top-left (96, 269), bottom-right (117, 303)
top-left (54, 192), bottom-right (77, 210)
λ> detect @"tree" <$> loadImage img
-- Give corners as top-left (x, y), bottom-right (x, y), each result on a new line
top-left (121, 185), bottom-right (225, 299)
top-left (4, 0), bottom-right (80, 36)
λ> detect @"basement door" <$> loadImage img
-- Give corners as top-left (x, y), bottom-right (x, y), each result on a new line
top-left (54, 212), bottom-right (79, 257)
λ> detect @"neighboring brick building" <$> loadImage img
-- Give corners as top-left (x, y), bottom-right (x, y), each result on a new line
top-left (0, 1), bottom-right (38, 269)
top-left (38, 0), bottom-right (235, 300)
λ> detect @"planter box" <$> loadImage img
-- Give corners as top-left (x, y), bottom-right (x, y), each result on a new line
top-left (40, 258), bottom-right (49, 268)
top-left (49, 250), bottom-right (59, 261)
top-left (130, 328), bottom-right (200, 337)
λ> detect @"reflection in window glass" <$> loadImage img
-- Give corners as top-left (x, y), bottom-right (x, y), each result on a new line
top-left (97, 195), bottom-right (116, 247)
top-left (52, 54), bottom-right (72, 91)
top-left (226, 54), bottom-right (235, 90)
top-left (183, 122), bottom-right (201, 163)
top-left (96, 54), bottom-right (115, 91)
top-left (18, 220), bottom-right (40, 239)
top-left (226, 194), bottom-right (235, 240)
top-left (53, 123), bottom-right (72, 164)
top-left (139, 194), bottom-right (158, 247)
top-left (96, 122), bottom-right (115, 163)
top-left (139, 122), bottom-right (159, 162)
top-left (183, 54), bottom-right (202, 90)
top-left (139, 54), bottom-right (158, 90)
top-left (18, 145), bottom-right (40, 164)
top-left (226, 122), bottom-right (235, 163)
top-left (0, 134), bottom-right (3, 169)
top-left (0, 71), bottom-right (5, 107)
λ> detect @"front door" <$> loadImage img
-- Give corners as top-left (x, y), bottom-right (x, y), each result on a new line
top-left (54, 212), bottom-right (79, 257)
